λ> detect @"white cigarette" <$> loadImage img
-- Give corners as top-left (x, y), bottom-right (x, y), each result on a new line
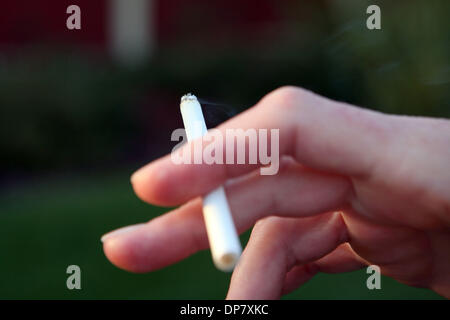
top-left (180, 93), bottom-right (242, 272)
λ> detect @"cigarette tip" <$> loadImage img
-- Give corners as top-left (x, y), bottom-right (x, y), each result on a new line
top-left (181, 93), bottom-right (198, 104)
top-left (214, 253), bottom-right (240, 272)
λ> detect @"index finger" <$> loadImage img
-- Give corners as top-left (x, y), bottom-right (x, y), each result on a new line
top-left (132, 86), bottom-right (389, 206)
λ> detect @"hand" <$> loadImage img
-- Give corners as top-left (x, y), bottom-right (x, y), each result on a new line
top-left (102, 86), bottom-right (450, 299)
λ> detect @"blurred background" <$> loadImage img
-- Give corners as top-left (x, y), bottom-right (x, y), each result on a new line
top-left (0, 0), bottom-right (448, 299)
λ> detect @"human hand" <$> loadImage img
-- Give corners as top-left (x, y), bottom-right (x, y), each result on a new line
top-left (102, 86), bottom-right (450, 299)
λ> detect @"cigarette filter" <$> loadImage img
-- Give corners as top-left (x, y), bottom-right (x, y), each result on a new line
top-left (180, 93), bottom-right (242, 271)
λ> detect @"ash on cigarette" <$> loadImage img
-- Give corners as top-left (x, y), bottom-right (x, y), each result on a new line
top-left (180, 93), bottom-right (197, 103)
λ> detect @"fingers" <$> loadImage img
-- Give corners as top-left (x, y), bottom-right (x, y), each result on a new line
top-left (341, 209), bottom-right (435, 287)
top-left (281, 243), bottom-right (367, 295)
top-left (103, 160), bottom-right (351, 273)
top-left (103, 198), bottom-right (206, 273)
top-left (225, 158), bottom-right (351, 228)
top-left (226, 212), bottom-right (349, 300)
top-left (131, 86), bottom-right (390, 206)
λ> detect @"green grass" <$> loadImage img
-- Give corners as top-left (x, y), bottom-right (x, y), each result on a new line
top-left (0, 171), bottom-right (443, 299)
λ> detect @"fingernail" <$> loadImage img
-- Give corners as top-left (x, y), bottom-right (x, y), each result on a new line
top-left (101, 223), bottom-right (145, 243)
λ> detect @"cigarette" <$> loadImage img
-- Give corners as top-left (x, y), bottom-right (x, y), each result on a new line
top-left (180, 93), bottom-right (242, 272)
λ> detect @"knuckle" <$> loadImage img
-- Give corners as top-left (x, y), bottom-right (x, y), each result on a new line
top-left (258, 86), bottom-right (305, 114)
top-left (271, 86), bottom-right (304, 110)
top-left (251, 217), bottom-right (291, 257)
top-left (253, 216), bottom-right (287, 238)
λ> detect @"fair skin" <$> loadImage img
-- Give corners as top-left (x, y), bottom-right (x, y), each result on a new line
top-left (102, 86), bottom-right (450, 299)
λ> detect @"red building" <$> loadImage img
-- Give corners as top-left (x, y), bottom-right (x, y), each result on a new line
top-left (0, 0), bottom-right (287, 64)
